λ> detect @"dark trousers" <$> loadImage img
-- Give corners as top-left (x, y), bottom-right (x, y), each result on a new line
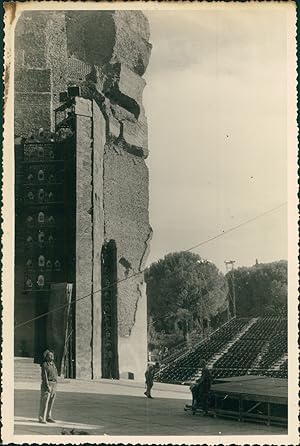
top-left (191, 384), bottom-right (210, 412)
top-left (191, 385), bottom-right (199, 408)
top-left (39, 382), bottom-right (57, 421)
top-left (145, 381), bottom-right (153, 397)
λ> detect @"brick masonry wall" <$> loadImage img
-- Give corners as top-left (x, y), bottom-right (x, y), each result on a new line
top-left (75, 103), bottom-right (93, 380)
top-left (14, 11), bottom-right (151, 381)
top-left (103, 144), bottom-right (151, 379)
top-left (91, 101), bottom-right (106, 380)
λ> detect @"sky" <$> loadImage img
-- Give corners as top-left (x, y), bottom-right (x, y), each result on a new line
top-left (143, 9), bottom-right (288, 272)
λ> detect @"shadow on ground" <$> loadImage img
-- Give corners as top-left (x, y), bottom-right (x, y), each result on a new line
top-left (14, 389), bottom-right (287, 436)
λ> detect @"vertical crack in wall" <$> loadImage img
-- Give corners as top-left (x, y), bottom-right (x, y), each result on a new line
top-left (126, 226), bottom-right (152, 337)
top-left (128, 280), bottom-right (144, 337)
top-left (127, 225), bottom-right (152, 336)
top-left (139, 226), bottom-right (153, 271)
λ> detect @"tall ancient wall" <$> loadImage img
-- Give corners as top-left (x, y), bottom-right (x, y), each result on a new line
top-left (15, 10), bottom-right (152, 380)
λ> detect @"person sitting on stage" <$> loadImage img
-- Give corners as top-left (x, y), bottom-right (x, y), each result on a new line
top-left (190, 359), bottom-right (212, 414)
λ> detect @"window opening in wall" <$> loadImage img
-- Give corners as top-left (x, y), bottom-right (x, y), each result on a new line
top-left (38, 255), bottom-right (45, 268)
top-left (38, 231), bottom-right (45, 244)
top-left (38, 169), bottom-right (45, 181)
top-left (38, 170), bottom-right (45, 181)
top-left (38, 189), bottom-right (45, 202)
top-left (26, 278), bottom-right (33, 288)
top-left (101, 240), bottom-right (119, 379)
top-left (38, 212), bottom-right (45, 224)
top-left (37, 274), bottom-right (44, 288)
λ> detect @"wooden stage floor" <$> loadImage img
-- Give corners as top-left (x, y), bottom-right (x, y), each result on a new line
top-left (210, 375), bottom-right (287, 426)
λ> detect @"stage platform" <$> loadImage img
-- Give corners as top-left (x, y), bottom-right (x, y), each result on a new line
top-left (210, 375), bottom-right (287, 426)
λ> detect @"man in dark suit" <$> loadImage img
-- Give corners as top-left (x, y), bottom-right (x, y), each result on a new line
top-left (144, 363), bottom-right (159, 399)
top-left (191, 359), bottom-right (212, 414)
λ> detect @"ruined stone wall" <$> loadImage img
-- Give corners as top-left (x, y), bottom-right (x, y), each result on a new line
top-left (15, 12), bottom-right (68, 134)
top-left (74, 99), bottom-right (94, 380)
top-left (103, 144), bottom-right (151, 378)
top-left (15, 10), bottom-right (152, 380)
top-left (92, 101), bottom-right (106, 380)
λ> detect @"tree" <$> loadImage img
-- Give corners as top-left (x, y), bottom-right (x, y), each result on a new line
top-left (145, 251), bottom-right (228, 344)
top-left (226, 260), bottom-right (287, 317)
top-left (147, 316), bottom-right (185, 359)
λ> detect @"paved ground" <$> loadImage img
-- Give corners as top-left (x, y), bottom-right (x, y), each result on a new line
top-left (14, 379), bottom-right (287, 436)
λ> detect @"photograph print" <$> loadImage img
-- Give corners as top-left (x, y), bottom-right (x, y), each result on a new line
top-left (2, 1), bottom-right (298, 444)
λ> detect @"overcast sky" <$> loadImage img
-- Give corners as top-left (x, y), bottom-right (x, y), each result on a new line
top-left (143, 9), bottom-right (288, 271)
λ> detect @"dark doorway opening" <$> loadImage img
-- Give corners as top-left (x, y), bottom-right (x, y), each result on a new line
top-left (101, 240), bottom-right (119, 379)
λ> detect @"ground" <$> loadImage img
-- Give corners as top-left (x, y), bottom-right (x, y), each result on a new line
top-left (14, 379), bottom-right (286, 436)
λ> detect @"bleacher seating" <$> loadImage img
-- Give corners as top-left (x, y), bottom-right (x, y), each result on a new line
top-left (155, 318), bottom-right (250, 383)
top-left (279, 358), bottom-right (288, 379)
top-left (258, 337), bottom-right (287, 370)
top-left (155, 317), bottom-right (287, 384)
top-left (212, 339), bottom-right (265, 370)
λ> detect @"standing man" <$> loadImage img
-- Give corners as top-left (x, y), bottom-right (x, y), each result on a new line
top-left (144, 363), bottom-right (157, 399)
top-left (38, 349), bottom-right (58, 423)
top-left (191, 359), bottom-right (212, 414)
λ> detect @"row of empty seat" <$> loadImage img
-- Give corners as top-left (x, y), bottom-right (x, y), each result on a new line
top-left (155, 317), bottom-right (287, 384)
top-left (155, 318), bottom-right (251, 383)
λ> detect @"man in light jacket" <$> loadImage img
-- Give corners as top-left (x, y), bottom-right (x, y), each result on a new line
top-left (38, 349), bottom-right (58, 423)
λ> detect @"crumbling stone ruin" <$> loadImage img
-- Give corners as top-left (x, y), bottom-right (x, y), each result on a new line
top-left (14, 10), bottom-right (152, 380)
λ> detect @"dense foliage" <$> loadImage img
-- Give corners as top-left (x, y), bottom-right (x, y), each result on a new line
top-left (145, 251), bottom-right (228, 350)
top-left (226, 260), bottom-right (287, 317)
